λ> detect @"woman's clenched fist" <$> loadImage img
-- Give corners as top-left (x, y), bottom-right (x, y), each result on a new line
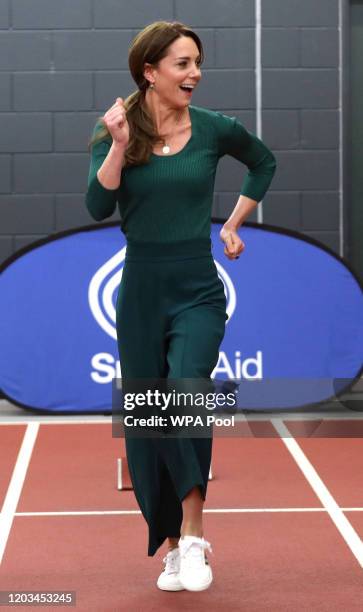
top-left (102, 97), bottom-right (130, 148)
top-left (220, 225), bottom-right (245, 260)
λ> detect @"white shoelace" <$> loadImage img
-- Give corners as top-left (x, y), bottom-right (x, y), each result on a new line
top-left (162, 548), bottom-right (180, 575)
top-left (179, 537), bottom-right (213, 569)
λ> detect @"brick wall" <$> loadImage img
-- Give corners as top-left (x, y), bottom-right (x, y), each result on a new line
top-left (0, 0), bottom-right (341, 264)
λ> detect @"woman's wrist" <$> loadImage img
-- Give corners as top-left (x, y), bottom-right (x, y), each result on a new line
top-left (97, 142), bottom-right (126, 190)
top-left (111, 140), bottom-right (127, 156)
top-left (222, 221), bottom-right (240, 232)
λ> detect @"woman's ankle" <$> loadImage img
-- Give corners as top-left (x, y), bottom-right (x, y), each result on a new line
top-left (180, 526), bottom-right (203, 538)
top-left (167, 537), bottom-right (179, 551)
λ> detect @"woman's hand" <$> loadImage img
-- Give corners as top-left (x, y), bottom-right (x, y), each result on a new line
top-left (102, 97), bottom-right (130, 148)
top-left (220, 224), bottom-right (245, 260)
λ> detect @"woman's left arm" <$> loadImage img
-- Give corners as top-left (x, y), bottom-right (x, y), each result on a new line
top-left (214, 113), bottom-right (277, 259)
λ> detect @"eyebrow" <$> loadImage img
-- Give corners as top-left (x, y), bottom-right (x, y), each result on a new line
top-left (175, 56), bottom-right (201, 61)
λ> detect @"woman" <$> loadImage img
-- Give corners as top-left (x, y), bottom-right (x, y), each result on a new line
top-left (86, 21), bottom-right (276, 593)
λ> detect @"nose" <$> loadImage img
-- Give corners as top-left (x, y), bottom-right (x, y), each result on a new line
top-left (189, 65), bottom-right (201, 82)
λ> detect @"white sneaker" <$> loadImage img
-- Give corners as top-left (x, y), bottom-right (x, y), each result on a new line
top-left (178, 535), bottom-right (213, 592)
top-left (156, 547), bottom-right (185, 591)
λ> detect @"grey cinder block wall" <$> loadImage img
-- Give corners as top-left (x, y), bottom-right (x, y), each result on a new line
top-left (0, 0), bottom-right (343, 264)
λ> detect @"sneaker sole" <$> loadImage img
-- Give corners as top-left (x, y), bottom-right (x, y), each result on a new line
top-left (157, 582), bottom-right (185, 592)
top-left (179, 571), bottom-right (213, 592)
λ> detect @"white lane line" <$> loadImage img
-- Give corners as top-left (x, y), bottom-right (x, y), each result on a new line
top-left (0, 418), bottom-right (113, 425)
top-left (0, 423), bottom-right (39, 565)
top-left (13, 507), bottom-right (363, 517)
top-left (0, 414), bottom-right (363, 426)
top-left (272, 418), bottom-right (363, 569)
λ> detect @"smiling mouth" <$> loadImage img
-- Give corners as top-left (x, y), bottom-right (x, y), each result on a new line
top-left (179, 87), bottom-right (194, 94)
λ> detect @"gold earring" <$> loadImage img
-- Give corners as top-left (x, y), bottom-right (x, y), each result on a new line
top-left (149, 82), bottom-right (154, 89)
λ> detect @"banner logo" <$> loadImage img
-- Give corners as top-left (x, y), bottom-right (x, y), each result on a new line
top-left (88, 246), bottom-right (126, 340)
top-left (88, 249), bottom-right (235, 339)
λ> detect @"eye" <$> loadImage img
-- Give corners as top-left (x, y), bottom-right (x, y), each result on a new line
top-left (178, 60), bottom-right (202, 67)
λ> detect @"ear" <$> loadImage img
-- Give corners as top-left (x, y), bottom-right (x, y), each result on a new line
top-left (143, 62), bottom-right (155, 84)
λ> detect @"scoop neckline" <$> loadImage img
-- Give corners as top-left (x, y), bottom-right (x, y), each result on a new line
top-left (150, 105), bottom-right (195, 159)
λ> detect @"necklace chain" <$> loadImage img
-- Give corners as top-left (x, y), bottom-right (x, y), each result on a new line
top-left (159, 109), bottom-right (187, 155)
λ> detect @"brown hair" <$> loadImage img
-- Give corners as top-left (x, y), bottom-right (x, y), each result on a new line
top-left (88, 21), bottom-right (204, 167)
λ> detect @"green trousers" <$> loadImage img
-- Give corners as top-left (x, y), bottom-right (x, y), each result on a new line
top-left (116, 237), bottom-right (227, 556)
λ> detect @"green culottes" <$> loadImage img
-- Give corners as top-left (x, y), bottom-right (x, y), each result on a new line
top-left (116, 237), bottom-right (228, 556)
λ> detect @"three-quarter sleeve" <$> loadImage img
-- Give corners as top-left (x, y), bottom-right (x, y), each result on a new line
top-left (214, 112), bottom-right (277, 202)
top-left (85, 122), bottom-right (118, 221)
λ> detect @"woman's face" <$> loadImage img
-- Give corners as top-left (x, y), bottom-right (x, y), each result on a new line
top-left (144, 35), bottom-right (202, 108)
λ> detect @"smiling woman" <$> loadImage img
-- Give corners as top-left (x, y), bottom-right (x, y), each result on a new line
top-left (85, 19), bottom-right (276, 595)
top-left (143, 33), bottom-right (201, 156)
top-left (88, 21), bottom-right (204, 167)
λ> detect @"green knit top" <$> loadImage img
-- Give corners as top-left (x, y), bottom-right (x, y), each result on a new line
top-left (85, 104), bottom-right (276, 242)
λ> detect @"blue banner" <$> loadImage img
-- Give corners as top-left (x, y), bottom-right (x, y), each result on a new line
top-left (0, 222), bottom-right (362, 413)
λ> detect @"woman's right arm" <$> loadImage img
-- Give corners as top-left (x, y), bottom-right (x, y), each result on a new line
top-left (85, 98), bottom-right (129, 221)
top-left (85, 128), bottom-right (126, 221)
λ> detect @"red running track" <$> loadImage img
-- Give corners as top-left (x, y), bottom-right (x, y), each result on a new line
top-left (0, 420), bottom-right (363, 611)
